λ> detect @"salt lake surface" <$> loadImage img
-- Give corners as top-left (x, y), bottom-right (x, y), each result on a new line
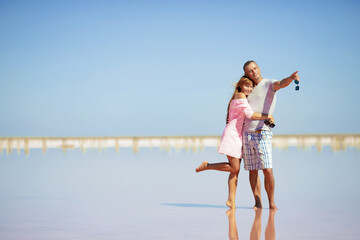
top-left (0, 146), bottom-right (359, 239)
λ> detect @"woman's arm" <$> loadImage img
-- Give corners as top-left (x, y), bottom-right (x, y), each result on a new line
top-left (235, 92), bottom-right (275, 123)
top-left (251, 113), bottom-right (274, 123)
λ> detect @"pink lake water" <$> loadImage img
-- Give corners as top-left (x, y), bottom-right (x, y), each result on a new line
top-left (0, 147), bottom-right (359, 239)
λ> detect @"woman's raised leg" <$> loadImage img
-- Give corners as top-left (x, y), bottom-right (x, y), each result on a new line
top-left (195, 155), bottom-right (240, 173)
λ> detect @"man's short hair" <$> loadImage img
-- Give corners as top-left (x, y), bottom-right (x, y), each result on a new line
top-left (243, 60), bottom-right (257, 72)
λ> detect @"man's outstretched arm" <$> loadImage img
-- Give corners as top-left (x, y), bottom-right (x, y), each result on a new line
top-left (273, 71), bottom-right (299, 91)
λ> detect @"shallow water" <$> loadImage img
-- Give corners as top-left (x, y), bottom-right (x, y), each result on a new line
top-left (0, 147), bottom-right (359, 239)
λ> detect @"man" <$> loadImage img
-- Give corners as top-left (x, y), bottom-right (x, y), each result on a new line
top-left (242, 60), bottom-right (299, 209)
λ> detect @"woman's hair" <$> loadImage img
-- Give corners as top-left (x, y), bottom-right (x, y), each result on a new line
top-left (226, 76), bottom-right (254, 124)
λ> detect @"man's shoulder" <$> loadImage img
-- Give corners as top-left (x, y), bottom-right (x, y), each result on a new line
top-left (262, 78), bottom-right (277, 83)
top-left (261, 78), bottom-right (277, 90)
top-left (256, 78), bottom-right (276, 89)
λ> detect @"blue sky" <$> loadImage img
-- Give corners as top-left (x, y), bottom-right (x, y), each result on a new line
top-left (1, 0), bottom-right (359, 136)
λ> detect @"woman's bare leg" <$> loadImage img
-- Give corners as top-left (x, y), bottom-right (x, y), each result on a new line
top-left (226, 172), bottom-right (238, 208)
top-left (226, 156), bottom-right (240, 208)
top-left (195, 156), bottom-right (240, 173)
top-left (196, 156), bottom-right (240, 208)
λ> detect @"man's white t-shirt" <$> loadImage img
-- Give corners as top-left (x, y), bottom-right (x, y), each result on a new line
top-left (243, 78), bottom-right (277, 132)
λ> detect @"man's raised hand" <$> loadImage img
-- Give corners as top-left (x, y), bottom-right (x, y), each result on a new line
top-left (290, 71), bottom-right (299, 81)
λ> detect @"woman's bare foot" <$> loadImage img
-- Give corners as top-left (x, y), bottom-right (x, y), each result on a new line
top-left (226, 208), bottom-right (235, 216)
top-left (226, 200), bottom-right (236, 209)
top-left (195, 161), bottom-right (208, 172)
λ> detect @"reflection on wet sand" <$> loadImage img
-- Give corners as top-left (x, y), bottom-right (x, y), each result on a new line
top-left (0, 134), bottom-right (359, 156)
top-left (265, 210), bottom-right (276, 240)
top-left (250, 209), bottom-right (262, 240)
top-left (227, 209), bottom-right (239, 240)
top-left (250, 209), bottom-right (276, 240)
top-left (227, 209), bottom-right (276, 240)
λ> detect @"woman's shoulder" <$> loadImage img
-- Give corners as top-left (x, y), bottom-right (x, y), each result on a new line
top-left (230, 97), bottom-right (248, 105)
top-left (233, 92), bottom-right (247, 100)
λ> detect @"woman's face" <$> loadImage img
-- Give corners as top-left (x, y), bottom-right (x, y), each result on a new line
top-left (241, 82), bottom-right (254, 96)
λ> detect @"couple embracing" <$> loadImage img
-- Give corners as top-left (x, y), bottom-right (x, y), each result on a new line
top-left (196, 60), bottom-right (300, 210)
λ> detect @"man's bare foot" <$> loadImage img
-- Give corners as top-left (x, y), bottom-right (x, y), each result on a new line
top-left (253, 196), bottom-right (262, 210)
top-left (253, 202), bottom-right (262, 210)
top-left (195, 161), bottom-right (208, 172)
top-left (226, 200), bottom-right (236, 209)
top-left (269, 203), bottom-right (277, 210)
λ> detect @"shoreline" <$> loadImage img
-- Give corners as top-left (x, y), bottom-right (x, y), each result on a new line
top-left (1, 134), bottom-right (359, 155)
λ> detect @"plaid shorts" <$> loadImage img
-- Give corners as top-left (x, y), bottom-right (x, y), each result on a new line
top-left (242, 131), bottom-right (273, 170)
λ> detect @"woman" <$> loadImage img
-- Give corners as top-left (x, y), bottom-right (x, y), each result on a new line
top-left (195, 76), bottom-right (274, 208)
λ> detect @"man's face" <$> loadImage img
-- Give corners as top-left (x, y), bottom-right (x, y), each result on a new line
top-left (244, 62), bottom-right (262, 82)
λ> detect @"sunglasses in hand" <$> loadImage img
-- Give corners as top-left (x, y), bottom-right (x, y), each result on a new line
top-left (295, 79), bottom-right (300, 91)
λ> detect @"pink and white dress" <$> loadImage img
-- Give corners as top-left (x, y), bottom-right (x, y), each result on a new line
top-left (218, 99), bottom-right (254, 158)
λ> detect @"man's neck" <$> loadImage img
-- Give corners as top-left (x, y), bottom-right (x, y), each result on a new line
top-left (253, 77), bottom-right (263, 86)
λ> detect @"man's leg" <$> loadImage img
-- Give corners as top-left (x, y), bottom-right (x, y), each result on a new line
top-left (249, 170), bottom-right (262, 209)
top-left (257, 131), bottom-right (275, 209)
top-left (243, 132), bottom-right (262, 209)
top-left (263, 168), bottom-right (277, 209)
